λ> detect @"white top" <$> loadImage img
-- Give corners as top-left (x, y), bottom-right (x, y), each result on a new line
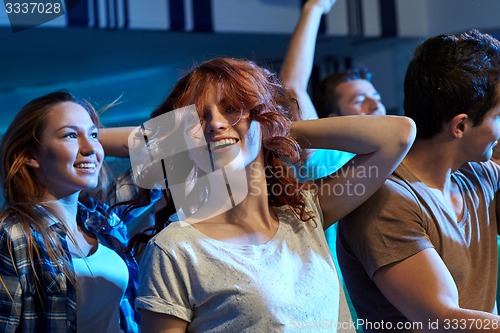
top-left (136, 191), bottom-right (348, 332)
top-left (73, 242), bottom-right (129, 333)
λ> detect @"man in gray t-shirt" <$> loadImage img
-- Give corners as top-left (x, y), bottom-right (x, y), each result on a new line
top-left (338, 29), bottom-right (500, 333)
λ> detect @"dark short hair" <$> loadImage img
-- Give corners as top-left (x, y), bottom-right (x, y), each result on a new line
top-left (404, 29), bottom-right (500, 139)
top-left (313, 66), bottom-right (372, 118)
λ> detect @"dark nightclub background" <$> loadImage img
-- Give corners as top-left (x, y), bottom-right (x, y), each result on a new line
top-left (2, 0), bottom-right (500, 205)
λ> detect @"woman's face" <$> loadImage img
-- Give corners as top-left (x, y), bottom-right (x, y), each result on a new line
top-left (184, 86), bottom-right (262, 173)
top-left (31, 101), bottom-right (104, 199)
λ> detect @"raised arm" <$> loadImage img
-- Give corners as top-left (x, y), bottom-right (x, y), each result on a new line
top-left (291, 115), bottom-right (416, 226)
top-left (99, 127), bottom-right (135, 158)
top-left (280, 0), bottom-right (336, 120)
top-left (374, 248), bottom-right (500, 333)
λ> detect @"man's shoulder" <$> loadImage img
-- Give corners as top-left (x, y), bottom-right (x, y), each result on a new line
top-left (346, 165), bottom-right (422, 216)
top-left (457, 160), bottom-right (500, 189)
top-left (459, 160), bottom-right (500, 176)
top-left (372, 169), bottom-right (417, 200)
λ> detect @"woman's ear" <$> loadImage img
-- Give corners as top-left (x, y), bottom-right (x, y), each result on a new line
top-left (25, 154), bottom-right (40, 169)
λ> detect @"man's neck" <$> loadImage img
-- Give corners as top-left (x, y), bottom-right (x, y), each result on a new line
top-left (403, 139), bottom-right (460, 192)
top-left (404, 138), bottom-right (467, 221)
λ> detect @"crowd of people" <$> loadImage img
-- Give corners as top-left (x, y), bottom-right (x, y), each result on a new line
top-left (1, 0), bottom-right (500, 332)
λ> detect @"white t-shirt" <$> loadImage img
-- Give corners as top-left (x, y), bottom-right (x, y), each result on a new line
top-left (73, 243), bottom-right (129, 333)
top-left (136, 192), bottom-right (352, 332)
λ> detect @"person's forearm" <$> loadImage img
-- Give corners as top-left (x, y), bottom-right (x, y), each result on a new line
top-left (99, 127), bottom-right (135, 157)
top-left (281, 1), bottom-right (329, 121)
top-left (290, 115), bottom-right (416, 156)
top-left (280, 1), bottom-right (325, 93)
top-left (374, 249), bottom-right (500, 333)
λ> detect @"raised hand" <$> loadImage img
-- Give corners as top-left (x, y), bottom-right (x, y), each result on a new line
top-left (307, 0), bottom-right (337, 14)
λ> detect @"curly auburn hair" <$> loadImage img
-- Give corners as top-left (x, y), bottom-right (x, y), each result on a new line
top-left (126, 57), bottom-right (314, 253)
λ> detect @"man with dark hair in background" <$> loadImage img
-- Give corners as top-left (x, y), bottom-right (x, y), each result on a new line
top-left (337, 29), bottom-right (500, 333)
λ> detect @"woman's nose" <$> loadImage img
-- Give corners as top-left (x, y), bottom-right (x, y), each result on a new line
top-left (79, 136), bottom-right (97, 155)
top-left (204, 107), bottom-right (229, 132)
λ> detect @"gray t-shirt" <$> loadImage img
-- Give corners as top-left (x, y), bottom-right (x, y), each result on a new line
top-left (136, 191), bottom-right (352, 332)
top-left (337, 161), bottom-right (500, 333)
